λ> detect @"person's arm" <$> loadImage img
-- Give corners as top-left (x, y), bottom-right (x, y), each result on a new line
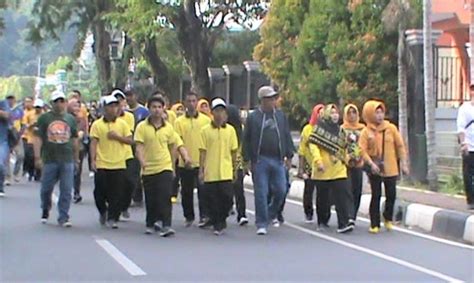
top-left (359, 129), bottom-right (380, 174)
top-left (309, 143), bottom-right (324, 173)
top-left (73, 137), bottom-right (80, 163)
top-left (135, 143), bottom-right (146, 169)
top-left (178, 145), bottom-right (191, 167)
top-left (33, 135), bottom-right (43, 169)
top-left (393, 126), bottom-right (409, 175)
top-left (199, 149), bottom-right (206, 182)
top-left (242, 113), bottom-right (252, 163)
top-left (90, 138), bottom-right (98, 172)
top-left (457, 106), bottom-right (469, 155)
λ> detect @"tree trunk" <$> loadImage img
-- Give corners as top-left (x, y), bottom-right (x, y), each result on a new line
top-left (398, 23), bottom-right (409, 180)
top-left (142, 37), bottom-right (171, 94)
top-left (175, 0), bottom-right (212, 99)
top-left (423, 0), bottom-right (438, 191)
top-left (114, 35), bottom-right (133, 90)
top-left (92, 0), bottom-right (112, 93)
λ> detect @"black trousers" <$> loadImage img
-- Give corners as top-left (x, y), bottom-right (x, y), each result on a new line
top-left (368, 175), bottom-right (397, 228)
top-left (180, 167), bottom-right (208, 221)
top-left (463, 153), bottom-right (474, 205)
top-left (232, 169), bottom-right (247, 220)
top-left (207, 180), bottom-right (234, 230)
top-left (303, 179), bottom-right (317, 217)
top-left (172, 162), bottom-right (181, 198)
top-left (73, 147), bottom-right (87, 196)
top-left (121, 158), bottom-right (140, 212)
top-left (24, 142), bottom-right (39, 180)
top-left (315, 179), bottom-right (351, 228)
top-left (348, 167), bottom-right (363, 220)
top-left (142, 171), bottom-right (173, 228)
top-left (94, 169), bottom-right (125, 221)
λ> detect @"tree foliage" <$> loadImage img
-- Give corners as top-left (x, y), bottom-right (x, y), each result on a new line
top-left (0, 75), bottom-right (36, 99)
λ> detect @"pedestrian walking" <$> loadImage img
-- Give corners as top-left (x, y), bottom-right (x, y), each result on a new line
top-left (174, 92), bottom-right (212, 227)
top-left (34, 90), bottom-right (79, 227)
top-left (457, 84), bottom-right (474, 210)
top-left (342, 104), bottom-right (365, 221)
top-left (0, 97), bottom-right (11, 196)
top-left (242, 86), bottom-right (295, 235)
top-left (359, 100), bottom-right (409, 234)
top-left (135, 96), bottom-right (191, 236)
top-left (199, 98), bottom-right (238, 235)
top-left (224, 104), bottom-right (248, 226)
top-left (90, 95), bottom-right (133, 229)
top-left (298, 104), bottom-right (324, 223)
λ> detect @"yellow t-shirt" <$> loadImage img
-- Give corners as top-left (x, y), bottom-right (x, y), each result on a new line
top-left (309, 143), bottom-right (348, 181)
top-left (299, 124), bottom-right (314, 165)
top-left (90, 118), bottom-right (132, 170)
top-left (78, 104), bottom-right (88, 120)
top-left (22, 109), bottom-right (41, 144)
top-left (174, 113), bottom-right (211, 168)
top-left (166, 110), bottom-right (177, 127)
top-left (134, 120), bottom-right (183, 176)
top-left (118, 111), bottom-right (135, 160)
top-left (199, 123), bottom-right (238, 183)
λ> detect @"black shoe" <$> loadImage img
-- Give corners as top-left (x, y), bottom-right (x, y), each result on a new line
top-left (198, 218), bottom-right (211, 228)
top-left (154, 222), bottom-right (162, 232)
top-left (41, 210), bottom-right (49, 224)
top-left (348, 219), bottom-right (356, 227)
top-left (277, 214), bottom-right (285, 223)
top-left (99, 213), bottom-right (107, 225)
top-left (73, 194), bottom-right (82, 204)
top-left (337, 225), bottom-right (354, 234)
top-left (305, 215), bottom-right (314, 223)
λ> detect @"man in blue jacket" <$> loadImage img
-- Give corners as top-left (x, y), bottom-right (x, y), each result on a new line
top-left (243, 86), bottom-right (295, 235)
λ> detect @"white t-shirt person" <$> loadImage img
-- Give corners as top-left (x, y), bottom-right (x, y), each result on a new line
top-left (457, 100), bottom-right (474, 153)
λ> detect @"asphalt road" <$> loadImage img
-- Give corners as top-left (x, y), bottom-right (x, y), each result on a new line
top-left (1, 173), bottom-right (473, 282)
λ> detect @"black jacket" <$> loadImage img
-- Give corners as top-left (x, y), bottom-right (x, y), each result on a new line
top-left (243, 108), bottom-right (295, 163)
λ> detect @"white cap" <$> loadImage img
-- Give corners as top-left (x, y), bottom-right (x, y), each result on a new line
top-left (51, 90), bottom-right (66, 102)
top-left (111, 89), bottom-right (126, 99)
top-left (102, 95), bottom-right (119, 106)
top-left (211, 97), bottom-right (227, 110)
top-left (33, 99), bottom-right (45, 108)
top-left (257, 86), bottom-right (278, 99)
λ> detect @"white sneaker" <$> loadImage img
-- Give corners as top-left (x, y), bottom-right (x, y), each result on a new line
top-left (145, 227), bottom-right (154, 235)
top-left (256, 228), bottom-right (267, 235)
top-left (89, 172), bottom-right (95, 178)
top-left (61, 221), bottom-right (72, 228)
top-left (239, 217), bottom-right (249, 226)
top-left (4, 180), bottom-right (11, 186)
top-left (272, 219), bottom-right (280, 228)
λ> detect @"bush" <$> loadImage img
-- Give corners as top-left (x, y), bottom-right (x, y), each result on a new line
top-left (441, 174), bottom-right (465, 196)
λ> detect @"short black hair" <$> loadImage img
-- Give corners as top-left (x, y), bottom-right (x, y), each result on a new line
top-left (6, 95), bottom-right (15, 99)
top-left (125, 90), bottom-right (135, 96)
top-left (185, 91), bottom-right (198, 98)
top-left (72, 89), bottom-right (81, 97)
top-left (147, 96), bottom-right (165, 107)
top-left (152, 90), bottom-right (166, 97)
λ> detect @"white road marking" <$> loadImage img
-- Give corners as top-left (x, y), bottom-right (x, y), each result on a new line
top-left (245, 209), bottom-right (464, 283)
top-left (95, 239), bottom-right (146, 276)
top-left (244, 188), bottom-right (474, 250)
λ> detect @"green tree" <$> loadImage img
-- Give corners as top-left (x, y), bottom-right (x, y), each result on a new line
top-left (0, 75), bottom-right (36, 99)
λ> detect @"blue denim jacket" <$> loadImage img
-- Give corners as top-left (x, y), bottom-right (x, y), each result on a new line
top-left (243, 108), bottom-right (295, 163)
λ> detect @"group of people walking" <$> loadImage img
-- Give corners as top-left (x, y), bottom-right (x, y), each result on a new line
top-left (6, 83), bottom-right (452, 237)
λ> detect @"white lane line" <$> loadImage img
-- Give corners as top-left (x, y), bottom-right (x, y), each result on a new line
top-left (95, 239), bottom-right (146, 276)
top-left (245, 209), bottom-right (464, 283)
top-left (244, 188), bottom-right (474, 250)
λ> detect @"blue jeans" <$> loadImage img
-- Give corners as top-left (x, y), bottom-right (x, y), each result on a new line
top-left (252, 156), bottom-right (288, 228)
top-left (40, 162), bottom-right (74, 223)
top-left (0, 141), bottom-right (8, 192)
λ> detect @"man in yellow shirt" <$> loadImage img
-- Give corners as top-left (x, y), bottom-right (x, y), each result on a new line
top-left (199, 98), bottom-right (238, 235)
top-left (23, 99), bottom-right (44, 182)
top-left (111, 89), bottom-right (139, 218)
top-left (174, 92), bottom-right (211, 227)
top-left (135, 96), bottom-right (191, 236)
top-left (90, 95), bottom-right (133, 229)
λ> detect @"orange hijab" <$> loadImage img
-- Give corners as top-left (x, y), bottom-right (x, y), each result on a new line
top-left (197, 99), bottom-right (212, 117)
top-left (342, 104), bottom-right (365, 130)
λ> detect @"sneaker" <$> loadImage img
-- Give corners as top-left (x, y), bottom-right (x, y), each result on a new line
top-left (107, 220), bottom-right (118, 229)
top-left (99, 213), bottom-right (107, 225)
top-left (198, 218), bottom-right (211, 228)
top-left (89, 172), bottom-right (95, 178)
top-left (171, 196), bottom-right (177, 204)
top-left (305, 215), bottom-right (314, 223)
top-left (337, 225), bottom-right (354, 234)
top-left (256, 228), bottom-right (267, 235)
top-left (238, 217), bottom-right (249, 226)
top-left (384, 221), bottom-right (393, 231)
top-left (184, 219), bottom-right (194, 227)
top-left (272, 219), bottom-right (280, 228)
top-left (4, 180), bottom-right (11, 186)
top-left (348, 219), bottom-right (356, 227)
top-left (14, 177), bottom-right (21, 183)
top-left (73, 195), bottom-right (83, 204)
top-left (160, 227), bottom-right (176, 237)
top-left (154, 222), bottom-right (162, 232)
top-left (369, 226), bottom-right (380, 234)
top-left (317, 223), bottom-right (330, 232)
top-left (145, 227), bottom-right (154, 235)
top-left (121, 210), bottom-right (130, 220)
top-left (213, 229), bottom-right (224, 236)
top-left (61, 221), bottom-right (72, 228)
top-left (41, 210), bottom-right (49, 224)
top-left (277, 214), bottom-right (285, 223)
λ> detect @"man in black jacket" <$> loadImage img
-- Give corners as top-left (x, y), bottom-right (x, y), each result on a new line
top-left (243, 86), bottom-right (295, 235)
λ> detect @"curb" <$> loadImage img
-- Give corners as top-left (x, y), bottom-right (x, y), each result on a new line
top-left (244, 176), bottom-right (473, 244)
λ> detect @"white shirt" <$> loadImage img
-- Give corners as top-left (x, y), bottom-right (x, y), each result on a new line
top-left (457, 101), bottom-right (474, 152)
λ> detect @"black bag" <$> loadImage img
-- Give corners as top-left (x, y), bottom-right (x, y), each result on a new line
top-left (7, 127), bottom-right (20, 148)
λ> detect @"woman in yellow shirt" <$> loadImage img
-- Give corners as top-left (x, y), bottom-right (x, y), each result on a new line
top-left (359, 100), bottom-right (409, 234)
top-left (308, 104), bottom-right (354, 234)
